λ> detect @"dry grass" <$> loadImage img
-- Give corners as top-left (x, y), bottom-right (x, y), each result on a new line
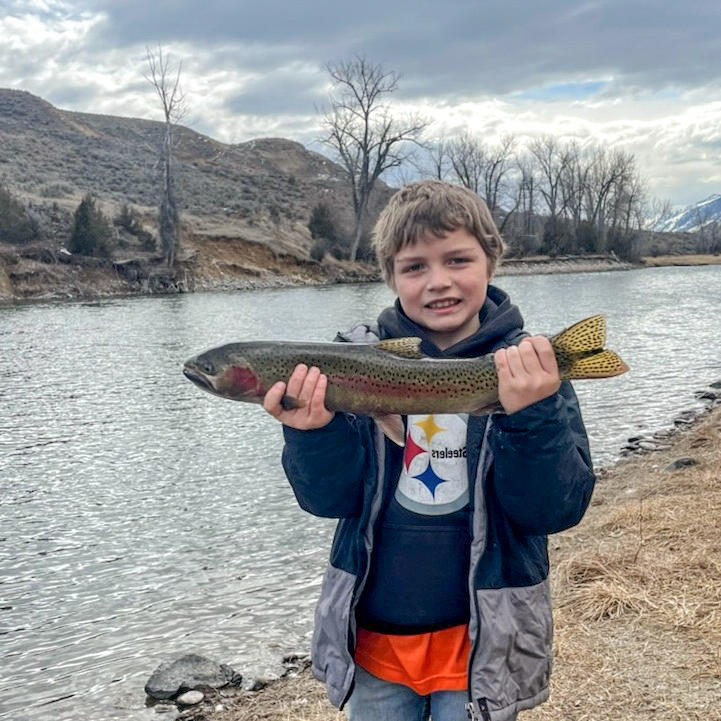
top-left (642, 254), bottom-right (721, 267)
top-left (188, 406), bottom-right (721, 721)
top-left (525, 406), bottom-right (721, 721)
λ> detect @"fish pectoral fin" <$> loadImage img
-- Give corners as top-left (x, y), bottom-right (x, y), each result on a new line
top-left (280, 394), bottom-right (306, 411)
top-left (374, 337), bottom-right (425, 359)
top-left (470, 400), bottom-right (504, 416)
top-left (372, 413), bottom-right (405, 446)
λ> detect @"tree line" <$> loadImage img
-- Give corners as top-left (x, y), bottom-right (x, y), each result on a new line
top-left (317, 56), bottom-right (655, 262)
top-left (2, 52), bottom-right (716, 266)
top-left (419, 133), bottom-right (648, 259)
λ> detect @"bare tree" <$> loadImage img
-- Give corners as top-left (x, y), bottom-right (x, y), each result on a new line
top-left (414, 135), bottom-right (452, 181)
top-left (320, 56), bottom-right (428, 261)
top-left (698, 220), bottom-right (721, 254)
top-left (515, 153), bottom-right (539, 236)
top-left (482, 135), bottom-right (517, 215)
top-left (645, 196), bottom-right (674, 231)
top-left (584, 148), bottom-right (636, 251)
top-left (528, 136), bottom-right (573, 223)
top-left (144, 46), bottom-right (187, 267)
top-left (448, 132), bottom-right (486, 194)
top-left (559, 141), bottom-right (589, 228)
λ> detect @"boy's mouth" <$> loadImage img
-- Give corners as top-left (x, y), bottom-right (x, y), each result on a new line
top-left (425, 298), bottom-right (461, 309)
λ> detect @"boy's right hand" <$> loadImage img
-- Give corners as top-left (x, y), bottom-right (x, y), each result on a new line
top-left (263, 364), bottom-right (335, 430)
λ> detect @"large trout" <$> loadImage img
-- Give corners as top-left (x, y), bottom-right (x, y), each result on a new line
top-left (183, 315), bottom-right (628, 427)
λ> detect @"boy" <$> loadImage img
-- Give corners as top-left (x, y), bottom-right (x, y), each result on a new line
top-left (263, 181), bottom-right (595, 721)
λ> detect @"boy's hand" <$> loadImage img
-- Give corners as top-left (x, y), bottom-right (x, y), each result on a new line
top-left (494, 337), bottom-right (561, 415)
top-left (263, 364), bottom-right (335, 430)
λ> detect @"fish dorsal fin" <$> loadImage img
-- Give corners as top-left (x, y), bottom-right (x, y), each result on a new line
top-left (375, 337), bottom-right (425, 359)
top-left (551, 315), bottom-right (606, 354)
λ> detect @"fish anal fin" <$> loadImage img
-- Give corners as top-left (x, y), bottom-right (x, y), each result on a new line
top-left (280, 394), bottom-right (305, 411)
top-left (562, 350), bottom-right (630, 380)
top-left (375, 337), bottom-right (425, 359)
top-left (551, 315), bottom-right (606, 354)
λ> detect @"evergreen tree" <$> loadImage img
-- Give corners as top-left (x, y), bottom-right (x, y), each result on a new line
top-left (308, 202), bottom-right (337, 242)
top-left (0, 184), bottom-right (40, 243)
top-left (69, 194), bottom-right (112, 257)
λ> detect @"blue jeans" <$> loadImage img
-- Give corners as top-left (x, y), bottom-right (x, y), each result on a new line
top-left (345, 666), bottom-right (469, 721)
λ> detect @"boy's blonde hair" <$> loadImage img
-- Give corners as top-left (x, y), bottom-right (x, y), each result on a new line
top-left (372, 180), bottom-right (505, 287)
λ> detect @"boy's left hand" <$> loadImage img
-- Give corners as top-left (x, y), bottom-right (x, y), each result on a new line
top-left (494, 336), bottom-right (561, 415)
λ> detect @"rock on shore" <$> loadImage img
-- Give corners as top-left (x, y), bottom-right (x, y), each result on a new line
top-left (145, 653), bottom-right (241, 700)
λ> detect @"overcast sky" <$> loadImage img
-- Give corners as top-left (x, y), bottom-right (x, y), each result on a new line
top-left (2, 0), bottom-right (720, 206)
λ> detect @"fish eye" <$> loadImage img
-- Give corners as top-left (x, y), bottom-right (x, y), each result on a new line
top-left (201, 360), bottom-right (216, 375)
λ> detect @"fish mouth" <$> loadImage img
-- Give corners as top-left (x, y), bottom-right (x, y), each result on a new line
top-left (183, 366), bottom-right (216, 393)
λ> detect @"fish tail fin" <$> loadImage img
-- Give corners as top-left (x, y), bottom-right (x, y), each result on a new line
top-left (562, 349), bottom-right (630, 379)
top-left (552, 316), bottom-right (630, 379)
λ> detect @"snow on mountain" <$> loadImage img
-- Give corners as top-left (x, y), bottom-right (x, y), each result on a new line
top-left (656, 194), bottom-right (721, 233)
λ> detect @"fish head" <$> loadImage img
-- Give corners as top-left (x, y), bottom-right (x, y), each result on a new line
top-left (183, 345), bottom-right (264, 402)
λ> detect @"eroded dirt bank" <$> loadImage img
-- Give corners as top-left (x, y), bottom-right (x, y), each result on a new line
top-left (0, 240), bottom-right (641, 304)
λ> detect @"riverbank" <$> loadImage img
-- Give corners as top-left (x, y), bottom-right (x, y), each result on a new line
top-left (641, 253), bottom-right (721, 267)
top-left (497, 253), bottom-right (634, 275)
top-left (169, 387), bottom-right (721, 721)
top-left (3, 242), bottom-right (717, 303)
top-left (0, 237), bottom-right (382, 302)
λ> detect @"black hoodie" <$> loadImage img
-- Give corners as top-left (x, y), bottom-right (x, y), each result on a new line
top-left (355, 285), bottom-right (527, 634)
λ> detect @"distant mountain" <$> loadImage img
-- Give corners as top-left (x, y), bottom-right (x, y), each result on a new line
top-left (0, 88), bottom-right (391, 257)
top-left (655, 194), bottom-right (721, 233)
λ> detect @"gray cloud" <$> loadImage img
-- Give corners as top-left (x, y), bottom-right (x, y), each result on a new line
top-left (2, 0), bottom-right (720, 205)
top-left (77, 0), bottom-right (721, 99)
top-left (224, 69), bottom-right (325, 116)
top-left (44, 84), bottom-right (99, 108)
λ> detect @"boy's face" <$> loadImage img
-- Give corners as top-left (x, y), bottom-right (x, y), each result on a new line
top-left (392, 228), bottom-right (490, 350)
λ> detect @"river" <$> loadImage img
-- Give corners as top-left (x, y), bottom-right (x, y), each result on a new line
top-left (1, 265), bottom-right (720, 720)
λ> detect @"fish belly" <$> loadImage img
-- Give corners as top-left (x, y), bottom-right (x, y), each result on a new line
top-left (324, 380), bottom-right (498, 416)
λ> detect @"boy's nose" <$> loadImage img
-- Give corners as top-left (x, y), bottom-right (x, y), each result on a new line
top-left (426, 265), bottom-right (451, 290)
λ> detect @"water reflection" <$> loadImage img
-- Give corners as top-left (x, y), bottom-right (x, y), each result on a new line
top-left (1, 265), bottom-right (720, 720)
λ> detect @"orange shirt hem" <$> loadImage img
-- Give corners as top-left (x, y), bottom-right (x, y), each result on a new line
top-left (354, 624), bottom-right (470, 695)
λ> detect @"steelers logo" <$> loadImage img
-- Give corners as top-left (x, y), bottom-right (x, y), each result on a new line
top-left (395, 413), bottom-right (469, 516)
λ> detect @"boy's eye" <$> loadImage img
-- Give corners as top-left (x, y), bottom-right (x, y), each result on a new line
top-left (448, 257), bottom-right (470, 265)
top-left (401, 263), bottom-right (424, 273)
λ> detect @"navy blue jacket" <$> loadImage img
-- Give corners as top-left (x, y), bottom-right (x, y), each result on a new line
top-left (281, 288), bottom-right (595, 720)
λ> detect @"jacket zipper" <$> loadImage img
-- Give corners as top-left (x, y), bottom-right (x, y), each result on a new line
top-left (466, 419), bottom-right (493, 719)
top-left (465, 698), bottom-right (491, 721)
top-left (339, 423), bottom-right (387, 709)
top-left (479, 699), bottom-right (492, 720)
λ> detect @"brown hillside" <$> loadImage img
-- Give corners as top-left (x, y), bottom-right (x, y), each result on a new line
top-left (0, 88), bottom-right (392, 258)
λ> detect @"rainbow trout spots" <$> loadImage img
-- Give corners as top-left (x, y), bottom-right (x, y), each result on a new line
top-left (183, 315), bottom-right (629, 419)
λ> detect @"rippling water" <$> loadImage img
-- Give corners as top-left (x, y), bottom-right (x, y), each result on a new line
top-left (1, 266), bottom-right (720, 720)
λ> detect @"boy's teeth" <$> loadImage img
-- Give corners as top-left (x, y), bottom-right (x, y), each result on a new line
top-left (428, 300), bottom-right (458, 308)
